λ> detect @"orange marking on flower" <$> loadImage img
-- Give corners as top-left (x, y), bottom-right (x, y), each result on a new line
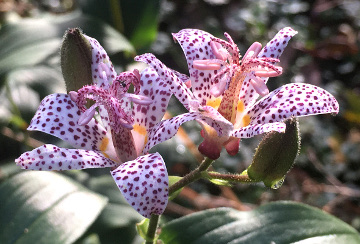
top-left (237, 100), bottom-right (245, 112)
top-left (206, 97), bottom-right (222, 109)
top-left (99, 137), bottom-right (109, 151)
top-left (241, 115), bottom-right (251, 127)
top-left (133, 124), bottom-right (147, 135)
top-left (99, 137), bottom-right (110, 158)
top-left (133, 124), bottom-right (148, 153)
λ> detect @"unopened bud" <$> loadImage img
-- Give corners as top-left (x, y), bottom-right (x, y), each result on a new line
top-left (246, 118), bottom-right (300, 188)
top-left (61, 28), bottom-right (93, 93)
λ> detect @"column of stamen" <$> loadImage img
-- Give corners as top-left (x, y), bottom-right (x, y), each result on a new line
top-left (113, 70), bottom-right (140, 97)
top-left (69, 85), bottom-right (135, 130)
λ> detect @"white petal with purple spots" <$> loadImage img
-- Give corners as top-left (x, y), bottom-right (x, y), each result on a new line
top-left (246, 83), bottom-right (339, 125)
top-left (173, 29), bottom-right (219, 104)
top-left (111, 153), bottom-right (168, 218)
top-left (131, 68), bottom-right (173, 154)
top-left (28, 93), bottom-right (118, 160)
top-left (15, 144), bottom-right (117, 171)
top-left (231, 122), bottom-right (286, 138)
top-left (84, 35), bottom-right (117, 89)
top-left (133, 68), bottom-right (172, 130)
top-left (135, 53), bottom-right (195, 110)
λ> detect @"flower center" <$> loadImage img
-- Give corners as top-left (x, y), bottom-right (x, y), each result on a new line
top-left (193, 38), bottom-right (283, 126)
top-left (70, 69), bottom-right (152, 133)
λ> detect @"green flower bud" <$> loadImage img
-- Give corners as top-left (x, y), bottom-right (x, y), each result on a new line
top-left (247, 117), bottom-right (300, 188)
top-left (61, 28), bottom-right (93, 93)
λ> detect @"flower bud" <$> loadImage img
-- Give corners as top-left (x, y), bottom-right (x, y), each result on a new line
top-left (61, 28), bottom-right (93, 93)
top-left (247, 117), bottom-right (300, 188)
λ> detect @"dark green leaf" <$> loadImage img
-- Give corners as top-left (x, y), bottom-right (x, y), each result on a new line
top-left (136, 218), bottom-right (150, 241)
top-left (79, 0), bottom-right (160, 51)
top-left (0, 12), bottom-right (134, 78)
top-left (122, 0), bottom-right (160, 51)
top-left (0, 66), bottom-right (65, 123)
top-left (87, 176), bottom-right (142, 230)
top-left (0, 171), bottom-right (107, 244)
top-left (160, 201), bottom-right (360, 244)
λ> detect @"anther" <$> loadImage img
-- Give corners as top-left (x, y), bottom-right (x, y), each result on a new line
top-left (125, 94), bottom-right (153, 105)
top-left (255, 67), bottom-right (283, 77)
top-left (210, 41), bottom-right (228, 61)
top-left (69, 91), bottom-right (78, 102)
top-left (193, 59), bottom-right (222, 70)
top-left (250, 77), bottom-right (269, 96)
top-left (243, 42), bottom-right (262, 60)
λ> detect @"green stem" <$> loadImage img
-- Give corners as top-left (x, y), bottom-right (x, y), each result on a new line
top-left (145, 214), bottom-right (160, 244)
top-left (169, 157), bottom-right (214, 195)
top-left (206, 171), bottom-right (255, 183)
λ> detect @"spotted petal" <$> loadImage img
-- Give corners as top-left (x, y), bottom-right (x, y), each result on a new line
top-left (246, 83), bottom-right (339, 125)
top-left (231, 122), bottom-right (286, 138)
top-left (111, 153), bottom-right (168, 218)
top-left (170, 68), bottom-right (190, 83)
top-left (135, 53), bottom-right (195, 110)
top-left (28, 93), bottom-right (118, 161)
top-left (143, 106), bottom-right (233, 153)
top-left (131, 68), bottom-right (172, 154)
top-left (173, 29), bottom-right (218, 105)
top-left (240, 27), bottom-right (298, 109)
top-left (85, 35), bottom-right (117, 89)
top-left (15, 144), bottom-right (116, 171)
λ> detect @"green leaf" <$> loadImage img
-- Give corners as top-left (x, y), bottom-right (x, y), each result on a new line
top-left (136, 218), bottom-right (150, 241)
top-left (87, 176), bottom-right (142, 227)
top-left (0, 171), bottom-right (107, 244)
top-left (122, 0), bottom-right (160, 51)
top-left (159, 201), bottom-right (360, 244)
top-left (208, 178), bottom-right (233, 187)
top-left (247, 118), bottom-right (300, 188)
top-left (0, 66), bottom-right (65, 124)
top-left (0, 20), bottom-right (61, 78)
top-left (0, 12), bottom-right (134, 78)
top-left (168, 176), bottom-right (183, 200)
top-left (82, 175), bottom-right (141, 244)
top-left (79, 0), bottom-right (160, 51)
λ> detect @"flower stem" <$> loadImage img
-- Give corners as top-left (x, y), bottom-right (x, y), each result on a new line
top-left (145, 214), bottom-right (160, 244)
top-left (169, 157), bottom-right (214, 195)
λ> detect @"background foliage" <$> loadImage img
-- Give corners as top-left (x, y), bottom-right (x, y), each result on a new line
top-left (0, 0), bottom-right (359, 243)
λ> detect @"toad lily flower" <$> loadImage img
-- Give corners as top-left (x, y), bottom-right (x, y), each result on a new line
top-left (15, 34), bottom-right (172, 218)
top-left (136, 27), bottom-right (339, 159)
